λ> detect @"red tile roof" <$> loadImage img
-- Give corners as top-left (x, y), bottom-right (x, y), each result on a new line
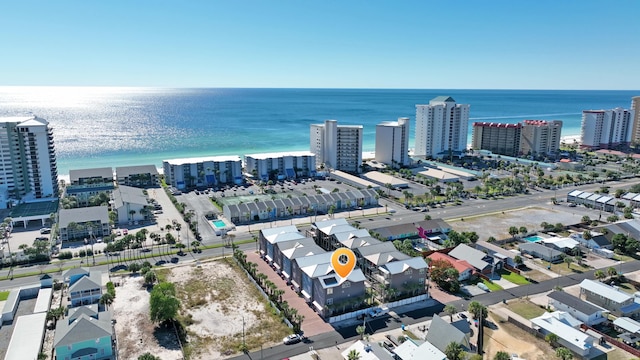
top-left (428, 252), bottom-right (474, 274)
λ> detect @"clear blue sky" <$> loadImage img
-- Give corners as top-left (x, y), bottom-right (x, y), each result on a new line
top-left (2, 0), bottom-right (639, 89)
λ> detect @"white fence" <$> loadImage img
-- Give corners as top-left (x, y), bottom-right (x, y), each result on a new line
top-left (328, 293), bottom-right (429, 324)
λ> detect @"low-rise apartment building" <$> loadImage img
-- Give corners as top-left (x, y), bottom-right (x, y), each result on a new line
top-left (163, 155), bottom-right (242, 189)
top-left (115, 164), bottom-right (159, 188)
top-left (580, 279), bottom-right (640, 317)
top-left (58, 206), bottom-right (111, 242)
top-left (244, 151), bottom-right (316, 181)
top-left (66, 167), bottom-right (114, 207)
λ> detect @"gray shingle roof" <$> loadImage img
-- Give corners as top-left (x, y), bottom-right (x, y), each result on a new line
top-left (54, 313), bottom-right (112, 348)
top-left (548, 290), bottom-right (606, 315)
top-left (59, 207), bottom-right (110, 228)
top-left (115, 164), bottom-right (158, 177)
top-left (426, 315), bottom-right (469, 352)
top-left (449, 244), bottom-right (490, 270)
top-left (69, 272), bottom-right (102, 293)
top-left (69, 167), bottom-right (113, 183)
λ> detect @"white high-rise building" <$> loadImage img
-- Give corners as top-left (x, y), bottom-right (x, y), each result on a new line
top-left (580, 108), bottom-right (634, 150)
top-left (310, 120), bottom-right (363, 173)
top-left (375, 117), bottom-right (410, 167)
top-left (415, 96), bottom-right (470, 159)
top-left (0, 116), bottom-right (59, 208)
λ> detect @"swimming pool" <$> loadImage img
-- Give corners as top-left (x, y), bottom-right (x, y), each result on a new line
top-left (523, 235), bottom-right (543, 242)
top-left (212, 220), bottom-right (226, 228)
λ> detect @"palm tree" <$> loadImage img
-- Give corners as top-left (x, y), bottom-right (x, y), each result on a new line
top-left (347, 349), bottom-right (361, 360)
top-left (468, 301), bottom-right (488, 323)
top-left (607, 266), bottom-right (618, 279)
top-left (563, 256), bottom-right (573, 269)
top-left (99, 292), bottom-right (115, 310)
top-left (444, 342), bottom-right (464, 360)
top-left (444, 304), bottom-right (457, 322)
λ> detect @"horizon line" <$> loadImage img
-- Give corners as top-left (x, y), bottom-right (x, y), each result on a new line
top-left (1, 85), bottom-right (639, 92)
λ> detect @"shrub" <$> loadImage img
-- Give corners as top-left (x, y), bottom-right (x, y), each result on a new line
top-left (58, 251), bottom-right (73, 260)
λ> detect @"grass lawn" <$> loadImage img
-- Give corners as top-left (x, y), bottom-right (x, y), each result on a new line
top-left (548, 262), bottom-right (588, 276)
top-left (614, 254), bottom-right (634, 262)
top-left (507, 299), bottom-right (546, 319)
top-left (501, 271), bottom-right (529, 285)
top-left (0, 291), bottom-right (9, 301)
top-left (483, 279), bottom-right (503, 291)
top-left (520, 269), bottom-right (552, 283)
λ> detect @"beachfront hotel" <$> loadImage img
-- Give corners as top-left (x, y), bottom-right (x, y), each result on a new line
top-left (580, 108), bottom-right (634, 150)
top-left (244, 151), bottom-right (316, 181)
top-left (0, 116), bottom-right (59, 208)
top-left (310, 119), bottom-right (363, 173)
top-left (162, 155), bottom-right (242, 189)
top-left (472, 122), bottom-right (522, 157)
top-left (414, 96), bottom-right (470, 159)
top-left (375, 117), bottom-right (410, 167)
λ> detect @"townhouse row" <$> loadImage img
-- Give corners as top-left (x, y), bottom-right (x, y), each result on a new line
top-left (258, 219), bottom-right (428, 318)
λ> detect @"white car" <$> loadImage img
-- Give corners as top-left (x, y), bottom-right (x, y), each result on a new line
top-left (283, 334), bottom-right (302, 345)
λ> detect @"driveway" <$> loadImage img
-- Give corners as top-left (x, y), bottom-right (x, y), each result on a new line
top-left (245, 251), bottom-right (333, 337)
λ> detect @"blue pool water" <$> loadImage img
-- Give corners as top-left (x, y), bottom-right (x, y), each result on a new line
top-left (212, 220), bottom-right (226, 228)
top-left (523, 235), bottom-right (543, 242)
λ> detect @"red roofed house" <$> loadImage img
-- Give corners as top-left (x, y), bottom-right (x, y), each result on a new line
top-left (427, 252), bottom-right (474, 281)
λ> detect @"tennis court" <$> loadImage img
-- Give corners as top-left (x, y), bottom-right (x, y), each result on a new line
top-left (9, 200), bottom-right (58, 218)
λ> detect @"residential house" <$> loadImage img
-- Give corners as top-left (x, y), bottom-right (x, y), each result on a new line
top-left (518, 242), bottom-right (563, 263)
top-left (531, 311), bottom-right (594, 357)
top-left (474, 241), bottom-right (520, 268)
top-left (427, 252), bottom-right (474, 281)
top-left (273, 237), bottom-right (324, 282)
top-left (68, 271), bottom-right (102, 307)
top-left (580, 279), bottom-right (640, 317)
top-left (597, 219), bottom-right (640, 247)
top-left (54, 310), bottom-right (114, 360)
top-left (63, 267), bottom-right (90, 286)
top-left (379, 257), bottom-right (428, 299)
top-left (414, 219), bottom-right (452, 237)
top-left (291, 252), bottom-right (367, 317)
top-left (354, 242), bottom-right (409, 279)
top-left (40, 273), bottom-right (53, 288)
top-left (115, 164), bottom-right (159, 188)
top-left (541, 237), bottom-right (579, 254)
top-left (448, 243), bottom-right (498, 275)
top-left (258, 225), bottom-right (305, 264)
top-left (341, 340), bottom-right (395, 360)
top-left (425, 315), bottom-right (471, 353)
top-left (371, 223), bottom-right (419, 241)
top-left (393, 338), bottom-right (446, 360)
top-left (58, 207), bottom-right (111, 242)
top-left (547, 290), bottom-right (608, 326)
top-left (569, 231), bottom-right (612, 250)
top-left (308, 218), bottom-right (359, 251)
top-left (66, 167), bottom-right (114, 207)
top-left (112, 185), bottom-right (152, 224)
top-left (613, 317), bottom-right (640, 335)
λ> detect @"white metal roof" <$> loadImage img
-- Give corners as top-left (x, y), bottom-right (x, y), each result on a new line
top-left (244, 150), bottom-right (315, 159)
top-left (614, 317), bottom-right (640, 334)
top-left (164, 155), bottom-right (241, 165)
top-left (581, 279), bottom-right (632, 304)
top-left (531, 312), bottom-right (592, 351)
top-left (5, 312), bottom-right (47, 360)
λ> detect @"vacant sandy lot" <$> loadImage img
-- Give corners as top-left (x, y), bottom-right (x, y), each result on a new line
top-left (114, 260), bottom-right (290, 360)
top-left (451, 206), bottom-right (583, 241)
top-left (484, 312), bottom-right (554, 360)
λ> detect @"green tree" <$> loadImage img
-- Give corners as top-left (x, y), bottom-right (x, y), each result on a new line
top-left (494, 351), bottom-right (511, 360)
top-left (594, 269), bottom-right (606, 281)
top-left (513, 255), bottom-right (524, 267)
top-left (149, 282), bottom-right (180, 323)
top-left (519, 226), bottom-right (528, 236)
top-left (444, 304), bottom-right (457, 322)
top-left (508, 226), bottom-right (519, 239)
top-left (347, 349), bottom-right (361, 360)
top-left (555, 347), bottom-right (573, 360)
top-left (128, 262), bottom-right (142, 273)
top-left (444, 342), bottom-right (464, 360)
top-left (563, 255), bottom-right (573, 268)
top-left (468, 301), bottom-right (488, 322)
top-left (99, 292), bottom-right (115, 310)
top-left (545, 332), bottom-right (558, 345)
top-left (356, 325), bottom-right (366, 339)
top-left (607, 266), bottom-right (618, 279)
top-left (144, 271), bottom-right (157, 286)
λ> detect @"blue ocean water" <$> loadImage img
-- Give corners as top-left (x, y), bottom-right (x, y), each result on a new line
top-left (0, 87), bottom-right (637, 175)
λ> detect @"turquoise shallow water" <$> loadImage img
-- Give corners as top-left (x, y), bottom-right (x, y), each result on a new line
top-left (212, 220), bottom-right (226, 228)
top-left (0, 87), bottom-right (636, 175)
top-left (524, 236), bottom-right (543, 242)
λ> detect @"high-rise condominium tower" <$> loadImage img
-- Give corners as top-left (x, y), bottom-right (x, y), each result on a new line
top-left (415, 96), bottom-right (470, 159)
top-left (310, 120), bottom-right (363, 173)
top-left (580, 108), bottom-right (634, 150)
top-left (375, 117), bottom-right (410, 167)
top-left (0, 116), bottom-right (58, 208)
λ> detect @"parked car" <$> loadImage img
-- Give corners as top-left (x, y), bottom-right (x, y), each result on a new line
top-left (40, 228), bottom-right (51, 234)
top-left (122, 229), bottom-right (129, 235)
top-left (283, 334), bottom-right (302, 345)
top-left (368, 306), bottom-right (390, 318)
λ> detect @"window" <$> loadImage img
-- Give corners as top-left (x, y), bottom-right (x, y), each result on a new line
top-left (327, 298), bottom-right (333, 305)
top-left (342, 281), bottom-right (350, 288)
top-left (327, 288), bottom-right (333, 295)
top-left (406, 269), bottom-right (413, 275)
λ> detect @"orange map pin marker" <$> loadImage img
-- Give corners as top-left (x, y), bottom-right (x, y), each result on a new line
top-left (331, 248), bottom-right (356, 279)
